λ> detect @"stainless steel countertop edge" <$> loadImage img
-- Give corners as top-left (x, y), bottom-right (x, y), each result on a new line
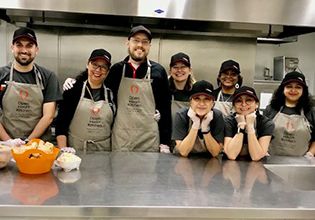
top-left (1, 206), bottom-right (315, 219)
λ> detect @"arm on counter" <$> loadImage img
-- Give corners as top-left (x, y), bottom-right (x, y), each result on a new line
top-left (173, 108), bottom-right (199, 157)
top-left (175, 129), bottom-right (199, 157)
top-left (223, 115), bottom-right (244, 160)
top-left (246, 113), bottom-right (271, 161)
top-left (203, 132), bottom-right (222, 157)
top-left (224, 135), bottom-right (244, 160)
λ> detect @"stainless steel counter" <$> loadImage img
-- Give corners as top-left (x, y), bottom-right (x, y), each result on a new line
top-left (0, 152), bottom-right (315, 219)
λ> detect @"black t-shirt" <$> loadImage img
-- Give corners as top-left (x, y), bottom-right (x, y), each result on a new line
top-left (172, 107), bottom-right (225, 144)
top-left (224, 113), bottom-right (275, 143)
top-left (172, 89), bottom-right (191, 102)
top-left (0, 64), bottom-right (62, 106)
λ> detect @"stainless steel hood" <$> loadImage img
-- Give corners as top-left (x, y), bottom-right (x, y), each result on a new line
top-left (1, 0), bottom-right (315, 42)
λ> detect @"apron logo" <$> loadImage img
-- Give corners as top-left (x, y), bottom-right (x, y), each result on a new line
top-left (130, 85), bottom-right (140, 95)
top-left (286, 120), bottom-right (295, 132)
top-left (91, 107), bottom-right (100, 116)
top-left (19, 89), bottom-right (28, 100)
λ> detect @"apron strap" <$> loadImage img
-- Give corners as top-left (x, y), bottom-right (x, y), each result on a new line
top-left (10, 63), bottom-right (44, 90)
top-left (34, 65), bottom-right (44, 90)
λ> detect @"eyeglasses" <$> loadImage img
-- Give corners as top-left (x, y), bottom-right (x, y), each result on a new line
top-left (172, 65), bottom-right (189, 71)
top-left (234, 97), bottom-right (255, 105)
top-left (90, 62), bottom-right (108, 72)
top-left (130, 38), bottom-right (151, 46)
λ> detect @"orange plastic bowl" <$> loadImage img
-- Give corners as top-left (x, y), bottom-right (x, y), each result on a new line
top-left (12, 147), bottom-right (60, 175)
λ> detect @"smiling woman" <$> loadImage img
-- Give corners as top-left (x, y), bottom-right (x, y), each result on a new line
top-left (213, 60), bottom-right (243, 117)
top-left (223, 86), bottom-right (274, 161)
top-left (168, 52), bottom-right (195, 130)
top-left (264, 71), bottom-right (315, 157)
top-left (172, 80), bottom-right (224, 157)
top-left (55, 48), bottom-right (116, 152)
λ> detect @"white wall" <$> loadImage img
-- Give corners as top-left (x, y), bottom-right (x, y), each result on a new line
top-left (255, 32), bottom-right (315, 95)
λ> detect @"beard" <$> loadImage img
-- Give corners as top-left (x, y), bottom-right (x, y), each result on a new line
top-left (128, 47), bottom-right (148, 62)
top-left (14, 53), bottom-right (35, 66)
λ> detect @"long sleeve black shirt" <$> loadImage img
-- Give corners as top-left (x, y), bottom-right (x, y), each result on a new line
top-left (55, 77), bottom-right (115, 137)
top-left (105, 56), bottom-right (172, 145)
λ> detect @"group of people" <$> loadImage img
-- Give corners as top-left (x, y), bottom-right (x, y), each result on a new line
top-left (0, 25), bottom-right (314, 161)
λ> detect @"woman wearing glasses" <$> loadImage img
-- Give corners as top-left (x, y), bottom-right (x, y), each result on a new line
top-left (213, 60), bottom-right (243, 117)
top-left (55, 49), bottom-right (115, 152)
top-left (224, 86), bottom-right (274, 161)
top-left (264, 71), bottom-right (315, 157)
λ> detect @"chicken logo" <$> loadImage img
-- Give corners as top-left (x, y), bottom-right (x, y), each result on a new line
top-left (19, 89), bottom-right (28, 100)
top-left (285, 120), bottom-right (295, 133)
top-left (91, 107), bottom-right (100, 116)
top-left (130, 84), bottom-right (140, 95)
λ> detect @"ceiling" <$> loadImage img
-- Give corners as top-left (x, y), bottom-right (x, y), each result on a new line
top-left (1, 0), bottom-right (315, 44)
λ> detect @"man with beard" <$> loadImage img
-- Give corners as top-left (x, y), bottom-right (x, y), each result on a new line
top-left (0, 27), bottom-right (62, 142)
top-left (109, 25), bottom-right (171, 152)
top-left (64, 25), bottom-right (172, 152)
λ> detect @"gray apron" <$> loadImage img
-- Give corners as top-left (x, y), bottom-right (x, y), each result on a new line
top-left (269, 109), bottom-right (311, 156)
top-left (189, 121), bottom-right (207, 153)
top-left (1, 64), bottom-right (49, 140)
top-left (214, 91), bottom-right (234, 117)
top-left (171, 96), bottom-right (190, 128)
top-left (68, 81), bottom-right (113, 152)
top-left (111, 61), bottom-right (159, 152)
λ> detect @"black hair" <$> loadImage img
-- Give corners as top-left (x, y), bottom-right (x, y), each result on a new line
top-left (269, 83), bottom-right (313, 113)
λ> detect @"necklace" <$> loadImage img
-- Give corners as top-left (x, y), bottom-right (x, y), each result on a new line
top-left (219, 91), bottom-right (232, 102)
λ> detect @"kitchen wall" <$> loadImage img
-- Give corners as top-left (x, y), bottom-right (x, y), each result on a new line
top-left (255, 32), bottom-right (315, 95)
top-left (2, 21), bottom-right (314, 95)
top-left (2, 21), bottom-right (256, 88)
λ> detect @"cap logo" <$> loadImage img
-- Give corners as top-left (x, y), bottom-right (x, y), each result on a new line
top-left (27, 33), bottom-right (34, 38)
top-left (246, 90), bottom-right (253, 94)
top-left (233, 65), bottom-right (238, 70)
top-left (182, 57), bottom-right (188, 62)
top-left (206, 89), bottom-right (212, 93)
top-left (297, 77), bottom-right (303, 82)
top-left (103, 55), bottom-right (110, 60)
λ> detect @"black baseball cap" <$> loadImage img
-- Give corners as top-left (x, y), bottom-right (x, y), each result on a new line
top-left (12, 27), bottom-right (37, 46)
top-left (190, 80), bottom-right (214, 99)
top-left (128, 25), bottom-right (152, 41)
top-left (232, 86), bottom-right (259, 103)
top-left (170, 52), bottom-right (191, 67)
top-left (281, 71), bottom-right (306, 86)
top-left (88, 49), bottom-right (111, 67)
top-left (219, 60), bottom-right (240, 74)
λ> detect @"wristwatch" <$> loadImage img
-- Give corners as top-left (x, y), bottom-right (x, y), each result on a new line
top-left (237, 127), bottom-right (246, 134)
top-left (202, 130), bottom-right (210, 135)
